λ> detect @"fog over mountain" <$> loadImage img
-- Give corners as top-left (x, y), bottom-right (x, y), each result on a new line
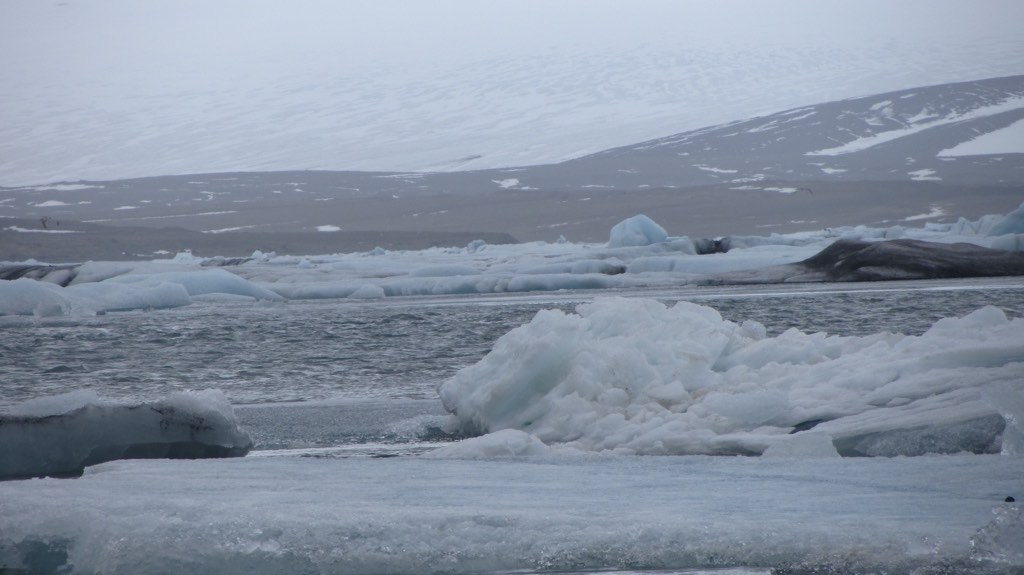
top-left (2, 0), bottom-right (1023, 185)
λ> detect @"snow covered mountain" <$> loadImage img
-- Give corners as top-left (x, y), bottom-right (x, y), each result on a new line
top-left (3, 75), bottom-right (1022, 255)
top-left (560, 75), bottom-right (1024, 189)
top-left (3, 0), bottom-right (1024, 188)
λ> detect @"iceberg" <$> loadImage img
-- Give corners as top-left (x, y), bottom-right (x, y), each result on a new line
top-left (607, 214), bottom-right (668, 247)
top-left (0, 276), bottom-right (191, 316)
top-left (0, 390), bottom-right (252, 480)
top-left (0, 267), bottom-right (281, 316)
top-left (439, 298), bottom-right (1024, 456)
top-left (105, 268), bottom-right (283, 301)
top-left (988, 201), bottom-right (1024, 236)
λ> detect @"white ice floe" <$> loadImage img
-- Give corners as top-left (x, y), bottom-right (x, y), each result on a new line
top-left (0, 277), bottom-right (190, 316)
top-left (0, 389), bottom-right (251, 479)
top-left (104, 268), bottom-right (284, 301)
top-left (439, 297), bottom-right (1024, 456)
top-left (0, 265), bottom-right (283, 316)
top-left (2, 206), bottom-right (1022, 315)
top-left (607, 214), bottom-right (668, 247)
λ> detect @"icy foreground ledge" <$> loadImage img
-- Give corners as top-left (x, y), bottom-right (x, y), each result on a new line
top-left (0, 455), bottom-right (1020, 574)
top-left (439, 298), bottom-right (1024, 457)
top-left (0, 390), bottom-right (252, 480)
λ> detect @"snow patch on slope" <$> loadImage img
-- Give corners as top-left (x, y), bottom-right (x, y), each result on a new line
top-left (807, 97), bottom-right (1024, 156)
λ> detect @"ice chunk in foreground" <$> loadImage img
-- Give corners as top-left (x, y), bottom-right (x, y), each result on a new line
top-left (0, 389), bottom-right (252, 480)
top-left (607, 214), bottom-right (668, 247)
top-left (439, 298), bottom-right (1023, 456)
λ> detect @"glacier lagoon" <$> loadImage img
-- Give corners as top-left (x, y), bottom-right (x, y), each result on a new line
top-left (3, 284), bottom-right (1024, 573)
top-left (2, 211), bottom-right (1024, 574)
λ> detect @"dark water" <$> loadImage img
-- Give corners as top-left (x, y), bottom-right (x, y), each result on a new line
top-left (2, 279), bottom-right (1023, 409)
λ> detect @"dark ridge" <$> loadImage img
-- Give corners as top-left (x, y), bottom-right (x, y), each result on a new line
top-left (703, 238), bottom-right (1024, 285)
top-left (802, 238), bottom-right (1024, 281)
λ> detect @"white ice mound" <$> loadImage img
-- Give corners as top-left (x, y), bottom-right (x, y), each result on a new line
top-left (0, 389), bottom-right (252, 480)
top-left (439, 298), bottom-right (1024, 456)
top-left (607, 214), bottom-right (668, 247)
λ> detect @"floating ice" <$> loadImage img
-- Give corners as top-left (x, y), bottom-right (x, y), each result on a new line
top-left (0, 277), bottom-right (191, 316)
top-left (106, 269), bottom-right (283, 301)
top-left (439, 298), bottom-right (1024, 456)
top-left (0, 265), bottom-right (287, 316)
top-left (989, 202), bottom-right (1024, 236)
top-left (0, 390), bottom-right (252, 480)
top-left (3, 204), bottom-right (1023, 307)
top-left (607, 214), bottom-right (668, 248)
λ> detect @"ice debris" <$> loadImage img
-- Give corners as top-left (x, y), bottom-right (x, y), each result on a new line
top-left (439, 298), bottom-right (1023, 457)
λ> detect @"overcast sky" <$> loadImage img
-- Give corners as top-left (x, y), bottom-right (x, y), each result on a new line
top-left (2, 0), bottom-right (1023, 185)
